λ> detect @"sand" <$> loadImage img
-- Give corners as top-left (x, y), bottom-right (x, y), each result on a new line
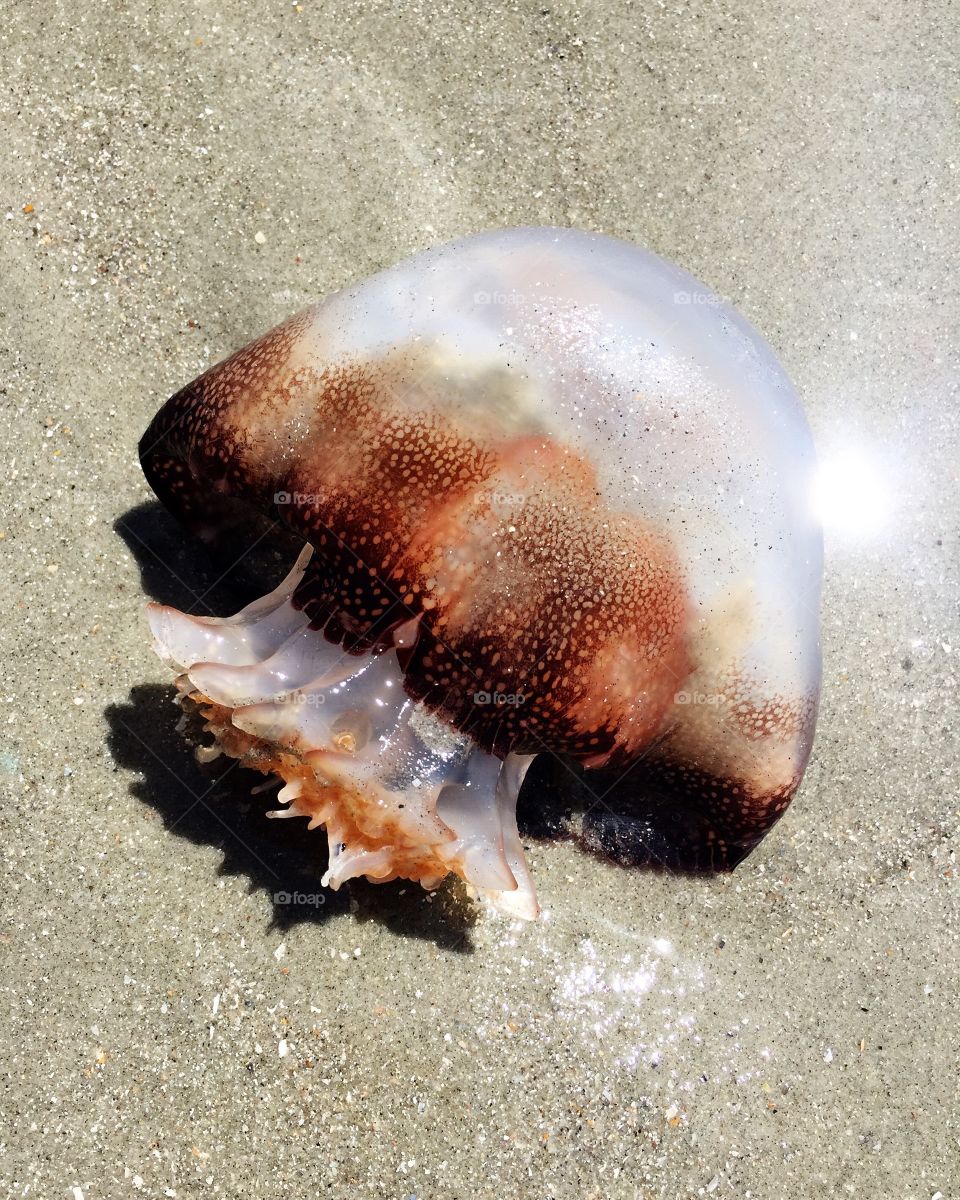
top-left (0, 1), bottom-right (957, 1197)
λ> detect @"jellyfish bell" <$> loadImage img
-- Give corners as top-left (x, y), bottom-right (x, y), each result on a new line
top-left (140, 227), bottom-right (822, 919)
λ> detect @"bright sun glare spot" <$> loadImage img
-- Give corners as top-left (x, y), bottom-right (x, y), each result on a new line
top-left (811, 449), bottom-right (893, 539)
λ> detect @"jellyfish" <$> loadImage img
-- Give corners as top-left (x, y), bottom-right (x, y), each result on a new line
top-left (140, 227), bottom-right (822, 919)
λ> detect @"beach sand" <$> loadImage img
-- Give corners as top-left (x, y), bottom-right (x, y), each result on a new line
top-left (0, 2), bottom-right (956, 1196)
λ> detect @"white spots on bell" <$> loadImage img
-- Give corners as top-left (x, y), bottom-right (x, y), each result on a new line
top-left (811, 445), bottom-right (894, 540)
top-left (653, 936), bottom-right (673, 956)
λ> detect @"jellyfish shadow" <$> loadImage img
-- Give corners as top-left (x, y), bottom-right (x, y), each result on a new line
top-left (115, 499), bottom-right (297, 614)
top-left (111, 502), bottom-right (478, 953)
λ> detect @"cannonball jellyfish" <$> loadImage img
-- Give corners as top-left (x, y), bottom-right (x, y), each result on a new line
top-left (140, 227), bottom-right (822, 919)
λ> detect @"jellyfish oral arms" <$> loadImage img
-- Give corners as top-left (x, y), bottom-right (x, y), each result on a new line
top-left (140, 227), bottom-right (822, 917)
